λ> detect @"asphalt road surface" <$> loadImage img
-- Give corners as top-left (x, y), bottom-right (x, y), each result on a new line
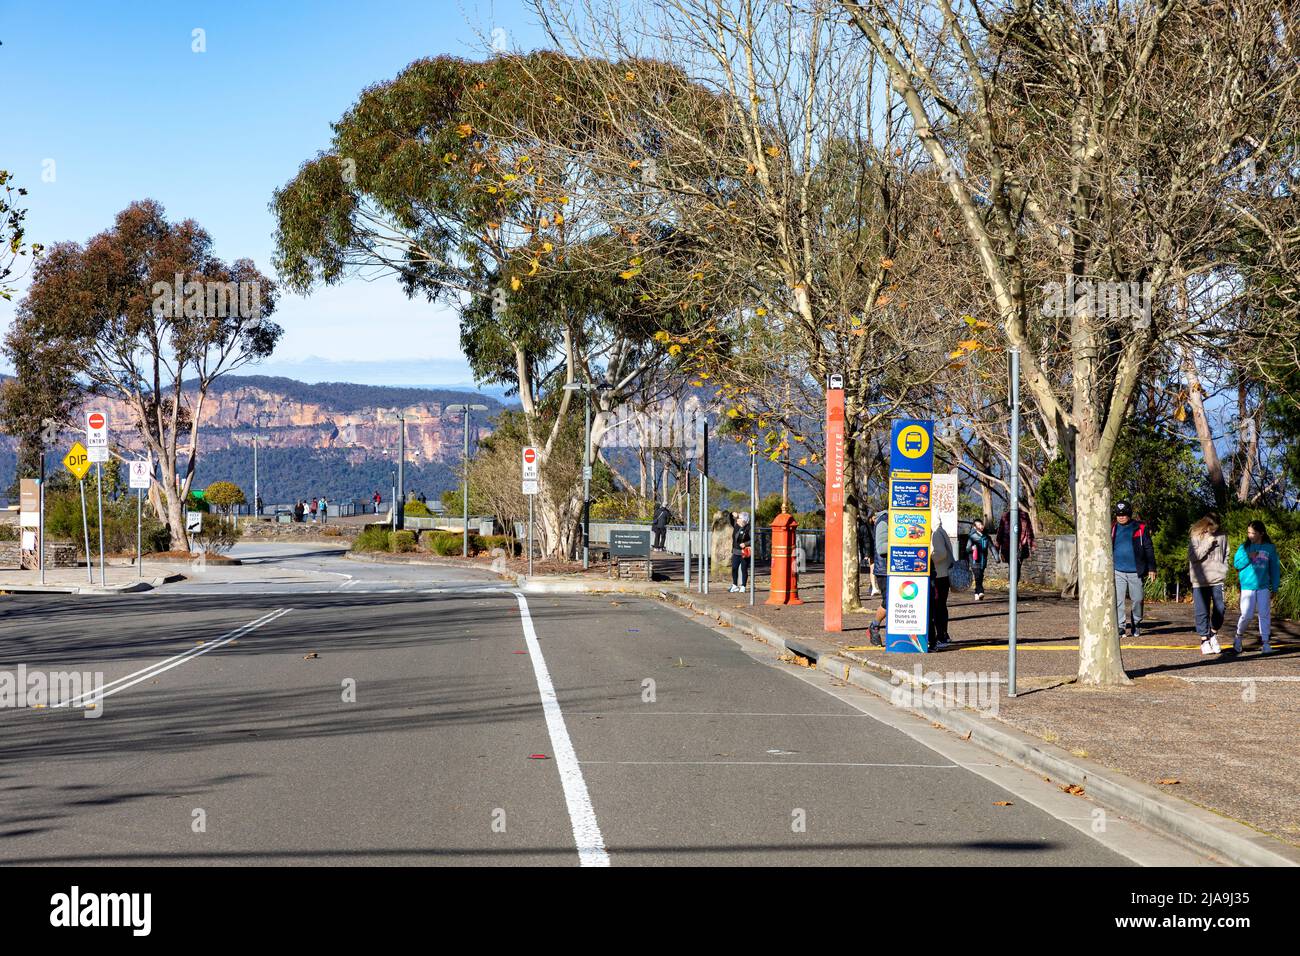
top-left (0, 544), bottom-right (1216, 866)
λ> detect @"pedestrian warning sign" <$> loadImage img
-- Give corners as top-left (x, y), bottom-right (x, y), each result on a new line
top-left (63, 441), bottom-right (92, 481)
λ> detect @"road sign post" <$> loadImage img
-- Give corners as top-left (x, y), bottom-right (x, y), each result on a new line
top-left (95, 464), bottom-right (106, 586)
top-left (886, 419), bottom-right (935, 652)
top-left (130, 461), bottom-right (149, 577)
top-left (824, 381), bottom-right (845, 632)
top-left (522, 446), bottom-right (539, 579)
top-left (79, 479), bottom-right (92, 583)
top-left (63, 442), bottom-right (94, 583)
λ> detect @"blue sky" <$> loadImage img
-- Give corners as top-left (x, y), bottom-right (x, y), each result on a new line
top-left (0, 0), bottom-right (546, 385)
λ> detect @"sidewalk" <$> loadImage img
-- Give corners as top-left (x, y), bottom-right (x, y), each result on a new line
top-left (658, 571), bottom-right (1300, 856)
top-left (0, 566), bottom-right (181, 593)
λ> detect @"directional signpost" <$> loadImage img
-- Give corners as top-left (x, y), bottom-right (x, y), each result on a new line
top-left (85, 413), bottom-right (109, 585)
top-left (886, 419), bottom-right (935, 652)
top-left (522, 446), bottom-right (539, 578)
top-left (64, 441), bottom-right (94, 583)
top-left (130, 461), bottom-right (150, 577)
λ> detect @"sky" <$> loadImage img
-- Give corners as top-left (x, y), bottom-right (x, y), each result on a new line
top-left (0, 0), bottom-right (547, 386)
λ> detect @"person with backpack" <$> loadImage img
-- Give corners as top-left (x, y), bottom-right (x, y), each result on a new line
top-left (1188, 512), bottom-right (1228, 655)
top-left (967, 517), bottom-right (992, 600)
top-left (310, 497), bottom-right (319, 522)
top-left (1112, 501), bottom-right (1156, 638)
top-left (869, 507), bottom-right (890, 646)
top-left (319, 496), bottom-right (328, 525)
top-left (651, 502), bottom-right (671, 551)
top-left (1231, 520), bottom-right (1280, 655)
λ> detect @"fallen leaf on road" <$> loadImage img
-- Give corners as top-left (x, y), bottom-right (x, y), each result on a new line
top-left (303, 652), bottom-right (318, 660)
top-left (993, 801), bottom-right (1013, 807)
top-left (932, 722), bottom-right (944, 728)
top-left (511, 650), bottom-right (527, 655)
top-left (777, 652), bottom-right (812, 668)
top-left (529, 754), bottom-right (549, 760)
top-left (961, 730), bottom-right (972, 741)
top-left (1157, 778), bottom-right (1181, 786)
top-left (1060, 784), bottom-right (1085, 796)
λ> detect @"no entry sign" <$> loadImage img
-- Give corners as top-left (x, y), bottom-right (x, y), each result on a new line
top-left (521, 446), bottom-right (539, 481)
top-left (86, 411), bottom-right (108, 447)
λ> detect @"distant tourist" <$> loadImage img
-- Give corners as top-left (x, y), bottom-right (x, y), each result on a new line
top-left (724, 511), bottom-right (752, 593)
top-left (1231, 520), bottom-right (1279, 655)
top-left (997, 507), bottom-right (1035, 581)
top-left (869, 507), bottom-right (889, 646)
top-left (373, 490), bottom-right (382, 514)
top-left (1188, 512), bottom-right (1228, 655)
top-left (651, 502), bottom-right (671, 551)
top-left (255, 494), bottom-right (263, 517)
top-left (319, 496), bottom-right (328, 525)
top-left (293, 500), bottom-right (304, 523)
top-left (967, 517), bottom-right (992, 601)
top-left (1112, 501), bottom-right (1155, 639)
top-left (310, 497), bottom-right (319, 522)
top-left (930, 523), bottom-right (954, 650)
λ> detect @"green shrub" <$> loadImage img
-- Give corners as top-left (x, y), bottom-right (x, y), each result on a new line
top-left (431, 531), bottom-right (467, 556)
top-left (390, 530), bottom-right (417, 553)
top-left (0, 523), bottom-right (16, 541)
top-left (403, 500), bottom-right (431, 517)
top-left (480, 534), bottom-right (521, 556)
top-left (191, 513), bottom-right (242, 555)
top-left (352, 526), bottom-right (391, 552)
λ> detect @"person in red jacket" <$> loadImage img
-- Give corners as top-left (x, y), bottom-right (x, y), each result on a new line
top-left (996, 508), bottom-right (1035, 581)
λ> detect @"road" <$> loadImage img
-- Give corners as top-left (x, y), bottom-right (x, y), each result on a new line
top-left (0, 543), bottom-right (1215, 866)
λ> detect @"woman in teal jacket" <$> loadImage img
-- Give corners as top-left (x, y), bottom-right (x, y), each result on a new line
top-left (1232, 520), bottom-right (1281, 655)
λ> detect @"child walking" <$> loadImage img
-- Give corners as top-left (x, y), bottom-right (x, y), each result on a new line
top-left (1232, 520), bottom-right (1280, 655)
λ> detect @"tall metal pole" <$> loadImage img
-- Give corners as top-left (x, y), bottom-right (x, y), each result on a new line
top-left (79, 479), bottom-right (92, 584)
top-left (582, 391), bottom-right (591, 570)
top-left (683, 467), bottom-right (691, 588)
top-left (462, 406), bottom-right (470, 557)
top-left (137, 488), bottom-right (143, 577)
top-left (749, 451), bottom-right (757, 606)
top-left (253, 437), bottom-right (258, 517)
top-left (527, 493), bottom-right (533, 579)
top-left (701, 423), bottom-right (709, 595)
top-left (38, 450), bottom-right (46, 586)
top-left (1008, 347), bottom-right (1021, 698)
top-left (396, 412), bottom-right (406, 532)
top-left (95, 463), bottom-right (106, 586)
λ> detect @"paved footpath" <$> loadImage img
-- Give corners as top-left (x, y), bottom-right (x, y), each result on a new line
top-left (0, 544), bottom-right (1216, 865)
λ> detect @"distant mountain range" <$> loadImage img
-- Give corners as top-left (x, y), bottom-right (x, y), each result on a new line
top-left (1, 373), bottom-right (816, 510)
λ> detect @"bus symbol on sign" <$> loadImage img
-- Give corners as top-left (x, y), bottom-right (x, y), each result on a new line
top-left (905, 434), bottom-right (923, 452)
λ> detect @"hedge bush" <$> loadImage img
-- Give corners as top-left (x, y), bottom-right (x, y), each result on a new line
top-left (480, 534), bottom-right (521, 556)
top-left (352, 526), bottom-right (391, 552)
top-left (390, 530), bottom-right (417, 553)
top-left (430, 532), bottom-right (467, 556)
top-left (403, 500), bottom-right (431, 517)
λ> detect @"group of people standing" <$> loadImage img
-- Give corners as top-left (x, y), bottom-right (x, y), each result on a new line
top-left (292, 497), bottom-right (328, 523)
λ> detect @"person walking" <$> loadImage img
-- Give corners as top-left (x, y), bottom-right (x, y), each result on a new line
top-left (1188, 512), bottom-right (1228, 655)
top-left (869, 507), bottom-right (890, 646)
top-left (725, 510), bottom-right (752, 592)
top-left (967, 517), bottom-right (992, 601)
top-left (1112, 500), bottom-right (1156, 638)
top-left (319, 496), bottom-right (328, 525)
top-left (293, 500), bottom-right (304, 523)
top-left (651, 502), bottom-right (671, 551)
top-left (255, 494), bottom-right (264, 517)
top-left (373, 490), bottom-right (382, 515)
top-left (930, 523), bottom-right (954, 650)
top-left (996, 508), bottom-right (1035, 581)
top-left (859, 512), bottom-right (879, 597)
top-left (310, 497), bottom-right (319, 523)
top-left (1231, 520), bottom-right (1280, 655)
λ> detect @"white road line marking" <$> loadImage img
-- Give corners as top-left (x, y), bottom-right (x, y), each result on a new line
top-left (578, 760), bottom-right (958, 768)
top-left (57, 608), bottom-right (293, 708)
top-left (569, 711), bottom-right (873, 718)
top-left (1177, 675), bottom-right (1300, 682)
top-left (512, 590), bottom-right (609, 867)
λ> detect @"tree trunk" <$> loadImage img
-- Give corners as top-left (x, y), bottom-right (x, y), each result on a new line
top-left (1074, 452), bottom-right (1130, 686)
top-left (1180, 342), bottom-right (1226, 508)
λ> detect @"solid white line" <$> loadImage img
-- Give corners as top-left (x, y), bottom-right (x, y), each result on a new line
top-left (569, 711), bottom-right (873, 718)
top-left (578, 760), bottom-right (958, 768)
top-left (58, 608), bottom-right (293, 707)
top-left (512, 590), bottom-right (609, 867)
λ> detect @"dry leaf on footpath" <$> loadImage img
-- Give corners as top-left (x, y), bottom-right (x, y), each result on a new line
top-left (303, 652), bottom-right (318, 660)
top-left (993, 801), bottom-right (1013, 807)
top-left (961, 730), bottom-right (972, 741)
top-left (1060, 784), bottom-right (1085, 796)
top-left (1158, 778), bottom-right (1181, 786)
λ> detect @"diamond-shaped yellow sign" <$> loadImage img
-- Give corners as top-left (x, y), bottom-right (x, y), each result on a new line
top-left (63, 441), bottom-right (91, 481)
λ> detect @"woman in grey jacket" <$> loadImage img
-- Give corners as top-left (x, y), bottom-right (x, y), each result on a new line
top-left (1188, 513), bottom-right (1228, 655)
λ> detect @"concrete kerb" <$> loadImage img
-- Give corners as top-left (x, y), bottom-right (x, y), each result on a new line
top-left (0, 575), bottom-right (178, 595)
top-left (546, 577), bottom-right (1300, 867)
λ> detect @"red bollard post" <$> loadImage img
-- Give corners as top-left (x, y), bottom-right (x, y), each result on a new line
top-left (766, 513), bottom-right (804, 605)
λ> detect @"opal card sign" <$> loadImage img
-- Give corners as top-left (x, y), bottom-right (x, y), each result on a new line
top-left (886, 576), bottom-right (930, 653)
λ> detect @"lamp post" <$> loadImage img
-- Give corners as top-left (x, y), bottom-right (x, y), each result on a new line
top-left (446, 403), bottom-right (488, 556)
top-left (395, 410), bottom-right (406, 532)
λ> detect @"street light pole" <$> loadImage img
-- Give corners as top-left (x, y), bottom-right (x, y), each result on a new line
top-left (446, 403), bottom-right (488, 557)
top-left (396, 411), bottom-right (406, 532)
top-left (583, 389), bottom-right (591, 569)
top-left (252, 436), bottom-right (258, 517)
top-left (1008, 347), bottom-right (1021, 699)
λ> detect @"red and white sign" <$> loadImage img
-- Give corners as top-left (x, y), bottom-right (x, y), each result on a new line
top-left (521, 446), bottom-right (539, 481)
top-left (824, 388), bottom-right (845, 633)
top-left (129, 460), bottom-right (151, 490)
top-left (86, 411), bottom-right (108, 447)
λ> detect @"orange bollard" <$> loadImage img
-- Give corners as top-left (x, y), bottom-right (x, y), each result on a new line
top-left (766, 513), bottom-right (804, 605)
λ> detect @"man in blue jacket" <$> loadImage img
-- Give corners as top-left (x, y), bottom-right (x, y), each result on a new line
top-left (1112, 501), bottom-right (1157, 638)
